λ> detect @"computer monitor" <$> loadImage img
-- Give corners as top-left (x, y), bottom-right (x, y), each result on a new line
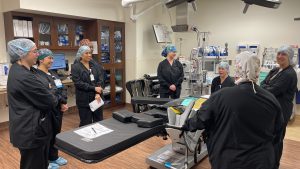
top-left (50, 53), bottom-right (66, 70)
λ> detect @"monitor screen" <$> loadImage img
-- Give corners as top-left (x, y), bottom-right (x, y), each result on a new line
top-left (204, 60), bottom-right (215, 72)
top-left (153, 24), bottom-right (172, 43)
top-left (50, 53), bottom-right (66, 70)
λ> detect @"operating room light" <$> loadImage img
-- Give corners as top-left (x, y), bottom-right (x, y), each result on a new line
top-left (242, 0), bottom-right (282, 14)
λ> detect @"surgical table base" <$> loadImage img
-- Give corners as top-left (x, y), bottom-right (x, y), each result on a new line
top-left (146, 144), bottom-right (207, 169)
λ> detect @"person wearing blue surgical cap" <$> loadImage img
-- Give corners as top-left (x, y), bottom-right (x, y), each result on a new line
top-left (211, 61), bottom-right (235, 93)
top-left (36, 48), bottom-right (68, 169)
top-left (7, 39), bottom-right (58, 169)
top-left (157, 45), bottom-right (184, 99)
top-left (71, 46), bottom-right (103, 127)
top-left (261, 45), bottom-right (297, 169)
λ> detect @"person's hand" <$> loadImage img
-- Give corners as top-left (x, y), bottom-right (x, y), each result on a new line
top-left (169, 84), bottom-right (176, 91)
top-left (95, 94), bottom-right (101, 103)
top-left (95, 87), bottom-right (103, 94)
top-left (60, 104), bottom-right (68, 112)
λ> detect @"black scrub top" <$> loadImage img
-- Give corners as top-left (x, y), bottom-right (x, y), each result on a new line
top-left (71, 61), bottom-right (103, 107)
top-left (74, 59), bottom-right (105, 88)
top-left (157, 59), bottom-right (184, 93)
top-left (36, 69), bottom-right (68, 132)
top-left (211, 76), bottom-right (235, 93)
top-left (183, 82), bottom-right (284, 169)
top-left (261, 66), bottom-right (297, 123)
top-left (7, 63), bottom-right (58, 149)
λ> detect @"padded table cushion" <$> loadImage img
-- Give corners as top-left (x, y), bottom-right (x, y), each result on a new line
top-left (131, 96), bottom-right (172, 105)
top-left (144, 108), bottom-right (168, 121)
top-left (112, 109), bottom-right (167, 128)
top-left (131, 113), bottom-right (154, 123)
top-left (137, 118), bottom-right (164, 128)
top-left (112, 110), bottom-right (135, 123)
top-left (55, 118), bottom-right (165, 163)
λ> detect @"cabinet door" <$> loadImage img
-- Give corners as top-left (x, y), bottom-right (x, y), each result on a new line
top-left (74, 21), bottom-right (86, 47)
top-left (113, 23), bottom-right (125, 64)
top-left (53, 18), bottom-right (75, 49)
top-left (99, 21), bottom-right (113, 64)
top-left (102, 68), bottom-right (112, 107)
top-left (34, 16), bottom-right (53, 48)
top-left (113, 68), bottom-right (125, 105)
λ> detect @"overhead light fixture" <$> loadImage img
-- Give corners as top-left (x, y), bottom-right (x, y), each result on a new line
top-left (242, 0), bottom-right (281, 14)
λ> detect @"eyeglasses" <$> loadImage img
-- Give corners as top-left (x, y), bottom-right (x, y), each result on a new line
top-left (30, 49), bottom-right (39, 54)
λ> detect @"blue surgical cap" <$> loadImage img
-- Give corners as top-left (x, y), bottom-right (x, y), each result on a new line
top-left (219, 61), bottom-right (229, 72)
top-left (7, 38), bottom-right (36, 63)
top-left (161, 45), bottom-right (177, 57)
top-left (76, 46), bottom-right (91, 60)
top-left (38, 48), bottom-right (53, 60)
top-left (277, 45), bottom-right (295, 66)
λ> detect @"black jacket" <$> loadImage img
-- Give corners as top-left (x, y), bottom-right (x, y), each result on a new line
top-left (74, 59), bottom-right (105, 88)
top-left (71, 61), bottom-right (103, 107)
top-left (211, 76), bottom-right (235, 93)
top-left (157, 59), bottom-right (184, 93)
top-left (7, 63), bottom-right (58, 149)
top-left (184, 82), bottom-right (283, 169)
top-left (261, 66), bottom-right (297, 123)
top-left (36, 69), bottom-right (68, 132)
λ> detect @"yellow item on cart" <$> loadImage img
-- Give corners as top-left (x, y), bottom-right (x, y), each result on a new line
top-left (169, 106), bottom-right (185, 115)
top-left (193, 98), bottom-right (207, 110)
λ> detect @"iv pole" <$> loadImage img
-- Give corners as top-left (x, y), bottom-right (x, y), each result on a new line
top-left (189, 30), bottom-right (210, 96)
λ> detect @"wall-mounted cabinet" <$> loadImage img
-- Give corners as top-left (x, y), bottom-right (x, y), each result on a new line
top-left (3, 11), bottom-right (126, 108)
top-left (4, 12), bottom-right (87, 51)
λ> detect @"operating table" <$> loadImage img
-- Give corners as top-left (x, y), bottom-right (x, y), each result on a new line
top-left (55, 97), bottom-right (172, 163)
top-left (55, 96), bottom-right (208, 168)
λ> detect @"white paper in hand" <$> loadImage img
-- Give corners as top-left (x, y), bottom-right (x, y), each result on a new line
top-left (89, 98), bottom-right (104, 112)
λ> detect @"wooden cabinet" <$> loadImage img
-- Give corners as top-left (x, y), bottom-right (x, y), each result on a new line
top-left (95, 20), bottom-right (126, 107)
top-left (3, 11), bottom-right (126, 108)
top-left (3, 12), bottom-right (88, 51)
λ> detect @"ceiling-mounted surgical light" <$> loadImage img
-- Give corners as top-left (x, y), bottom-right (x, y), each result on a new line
top-left (242, 0), bottom-right (281, 14)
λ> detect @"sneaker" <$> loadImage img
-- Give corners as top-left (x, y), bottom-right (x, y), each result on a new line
top-left (51, 157), bottom-right (68, 166)
top-left (48, 162), bottom-right (60, 169)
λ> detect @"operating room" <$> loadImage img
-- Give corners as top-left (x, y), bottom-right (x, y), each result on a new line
top-left (0, 0), bottom-right (300, 169)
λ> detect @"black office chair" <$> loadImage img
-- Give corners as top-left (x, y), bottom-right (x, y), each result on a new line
top-left (126, 80), bottom-right (149, 112)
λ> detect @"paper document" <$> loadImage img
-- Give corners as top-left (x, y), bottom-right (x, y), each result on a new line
top-left (89, 98), bottom-right (104, 112)
top-left (91, 41), bottom-right (98, 54)
top-left (27, 21), bottom-right (33, 37)
top-left (74, 123), bottom-right (113, 139)
top-left (17, 20), bottom-right (24, 37)
top-left (22, 20), bottom-right (28, 37)
top-left (13, 19), bottom-right (18, 36)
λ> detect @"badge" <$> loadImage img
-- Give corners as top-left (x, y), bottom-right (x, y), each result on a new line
top-left (54, 79), bottom-right (63, 88)
top-left (90, 74), bottom-right (95, 81)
